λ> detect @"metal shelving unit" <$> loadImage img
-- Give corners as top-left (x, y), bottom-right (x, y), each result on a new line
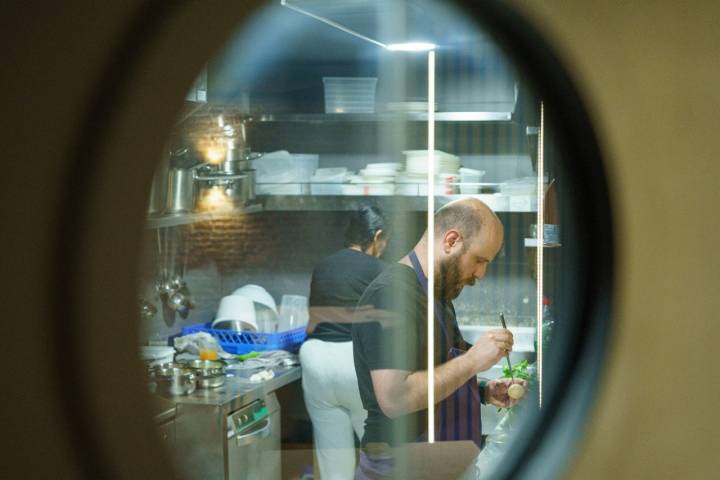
top-left (145, 203), bottom-right (262, 229)
top-left (524, 238), bottom-right (561, 248)
top-left (253, 111), bottom-right (513, 123)
top-left (260, 194), bottom-right (536, 212)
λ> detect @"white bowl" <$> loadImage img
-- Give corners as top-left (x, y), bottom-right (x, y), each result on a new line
top-left (214, 295), bottom-right (257, 331)
top-left (231, 284), bottom-right (278, 314)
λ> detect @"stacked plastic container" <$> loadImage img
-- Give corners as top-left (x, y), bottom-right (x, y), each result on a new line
top-left (323, 77), bottom-right (378, 114)
top-left (253, 151), bottom-right (319, 195)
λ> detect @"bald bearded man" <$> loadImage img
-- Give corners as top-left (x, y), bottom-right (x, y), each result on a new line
top-left (352, 198), bottom-right (528, 479)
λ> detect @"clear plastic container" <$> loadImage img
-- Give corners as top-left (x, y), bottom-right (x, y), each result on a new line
top-left (278, 295), bottom-right (309, 332)
top-left (323, 77), bottom-right (378, 113)
top-left (459, 167), bottom-right (486, 194)
top-left (253, 151), bottom-right (319, 183)
top-left (310, 168), bottom-right (349, 195)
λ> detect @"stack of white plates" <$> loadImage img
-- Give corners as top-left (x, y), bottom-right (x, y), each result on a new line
top-left (404, 150), bottom-right (460, 175)
top-left (359, 162), bottom-right (402, 177)
top-left (341, 162), bottom-right (400, 196)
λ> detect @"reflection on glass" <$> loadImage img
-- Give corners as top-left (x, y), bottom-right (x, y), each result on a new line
top-left (137, 1), bottom-right (569, 479)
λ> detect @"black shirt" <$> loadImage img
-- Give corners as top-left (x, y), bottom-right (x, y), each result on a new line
top-left (352, 263), bottom-right (468, 446)
top-left (306, 248), bottom-right (385, 342)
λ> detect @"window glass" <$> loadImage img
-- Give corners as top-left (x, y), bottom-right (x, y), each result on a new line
top-left (138, 2), bottom-right (577, 478)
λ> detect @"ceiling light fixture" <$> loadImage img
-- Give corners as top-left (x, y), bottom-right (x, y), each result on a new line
top-left (386, 42), bottom-right (437, 52)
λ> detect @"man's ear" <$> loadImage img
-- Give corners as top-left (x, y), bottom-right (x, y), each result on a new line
top-left (444, 229), bottom-right (462, 253)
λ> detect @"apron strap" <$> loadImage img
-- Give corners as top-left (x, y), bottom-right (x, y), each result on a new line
top-left (408, 250), bottom-right (451, 342)
top-left (409, 251), bottom-right (482, 448)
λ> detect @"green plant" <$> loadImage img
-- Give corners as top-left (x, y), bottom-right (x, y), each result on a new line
top-left (501, 359), bottom-right (532, 382)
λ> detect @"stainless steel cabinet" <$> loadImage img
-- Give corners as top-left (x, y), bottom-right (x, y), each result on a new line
top-left (172, 392), bottom-right (281, 480)
top-left (157, 419), bottom-right (176, 447)
top-left (228, 394), bottom-right (281, 480)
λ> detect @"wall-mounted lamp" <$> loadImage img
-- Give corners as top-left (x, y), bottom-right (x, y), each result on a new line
top-left (203, 144), bottom-right (227, 164)
top-left (200, 184), bottom-right (231, 210)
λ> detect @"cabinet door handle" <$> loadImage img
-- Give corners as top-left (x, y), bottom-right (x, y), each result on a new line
top-left (229, 418), bottom-right (271, 446)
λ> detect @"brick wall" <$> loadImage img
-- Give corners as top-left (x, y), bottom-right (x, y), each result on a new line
top-left (138, 211), bottom-right (354, 342)
top-left (186, 214), bottom-right (280, 272)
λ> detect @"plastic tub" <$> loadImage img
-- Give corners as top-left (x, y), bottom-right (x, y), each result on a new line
top-left (459, 167), bottom-right (486, 194)
top-left (310, 168), bottom-right (349, 195)
top-left (252, 151), bottom-right (318, 183)
top-left (323, 77), bottom-right (378, 113)
top-left (311, 167), bottom-right (348, 182)
top-left (291, 154), bottom-right (320, 182)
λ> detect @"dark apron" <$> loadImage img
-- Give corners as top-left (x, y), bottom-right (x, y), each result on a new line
top-left (354, 253), bottom-right (483, 479)
top-left (409, 250), bottom-right (482, 448)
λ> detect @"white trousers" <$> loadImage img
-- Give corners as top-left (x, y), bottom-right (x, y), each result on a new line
top-left (299, 339), bottom-right (367, 480)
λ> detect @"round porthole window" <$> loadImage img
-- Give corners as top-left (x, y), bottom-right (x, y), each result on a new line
top-left (57, 1), bottom-right (612, 479)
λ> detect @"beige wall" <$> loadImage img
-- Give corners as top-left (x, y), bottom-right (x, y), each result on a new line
top-left (514, 1), bottom-right (720, 478)
top-left (1, 1), bottom-right (719, 478)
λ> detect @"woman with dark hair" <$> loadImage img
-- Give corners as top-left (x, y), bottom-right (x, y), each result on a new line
top-left (299, 205), bottom-right (388, 480)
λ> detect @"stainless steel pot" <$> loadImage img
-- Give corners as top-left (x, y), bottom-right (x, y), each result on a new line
top-left (166, 168), bottom-right (196, 214)
top-left (147, 155), bottom-right (169, 216)
top-left (197, 374), bottom-right (226, 389)
top-left (153, 366), bottom-right (197, 396)
top-left (218, 173), bottom-right (255, 207)
top-left (194, 171), bottom-right (254, 211)
top-left (239, 169), bottom-right (256, 202)
top-left (181, 360), bottom-right (225, 389)
top-left (220, 145), bottom-right (251, 175)
top-left (184, 359), bottom-right (225, 376)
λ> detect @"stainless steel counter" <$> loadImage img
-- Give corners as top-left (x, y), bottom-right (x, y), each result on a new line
top-left (152, 365), bottom-right (301, 417)
top-left (151, 365), bottom-right (301, 480)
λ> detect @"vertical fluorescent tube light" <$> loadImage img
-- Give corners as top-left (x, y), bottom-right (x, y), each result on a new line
top-left (536, 102), bottom-right (545, 407)
top-left (427, 49), bottom-right (436, 443)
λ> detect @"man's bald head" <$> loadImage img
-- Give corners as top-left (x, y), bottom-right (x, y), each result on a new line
top-left (434, 198), bottom-right (502, 248)
top-left (430, 198), bottom-right (504, 299)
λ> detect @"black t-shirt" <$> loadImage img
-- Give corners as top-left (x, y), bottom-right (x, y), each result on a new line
top-left (352, 262), bottom-right (468, 446)
top-left (306, 248), bottom-right (385, 342)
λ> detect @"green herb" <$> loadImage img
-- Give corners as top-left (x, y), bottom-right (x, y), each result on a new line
top-left (501, 359), bottom-right (532, 381)
top-left (236, 351), bottom-right (259, 361)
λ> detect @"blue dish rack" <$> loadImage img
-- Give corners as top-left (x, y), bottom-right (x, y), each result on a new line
top-left (180, 323), bottom-right (307, 355)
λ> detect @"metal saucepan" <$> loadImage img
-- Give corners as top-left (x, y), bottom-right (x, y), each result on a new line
top-left (181, 359), bottom-right (226, 389)
top-left (197, 374), bottom-right (226, 389)
top-left (152, 365), bottom-right (197, 396)
top-left (183, 359), bottom-right (225, 376)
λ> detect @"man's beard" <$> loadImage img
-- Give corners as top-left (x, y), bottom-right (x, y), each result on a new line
top-left (438, 254), bottom-right (463, 300)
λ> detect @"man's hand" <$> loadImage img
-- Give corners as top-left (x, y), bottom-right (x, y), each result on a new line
top-left (485, 378), bottom-right (529, 408)
top-left (468, 328), bottom-right (514, 372)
